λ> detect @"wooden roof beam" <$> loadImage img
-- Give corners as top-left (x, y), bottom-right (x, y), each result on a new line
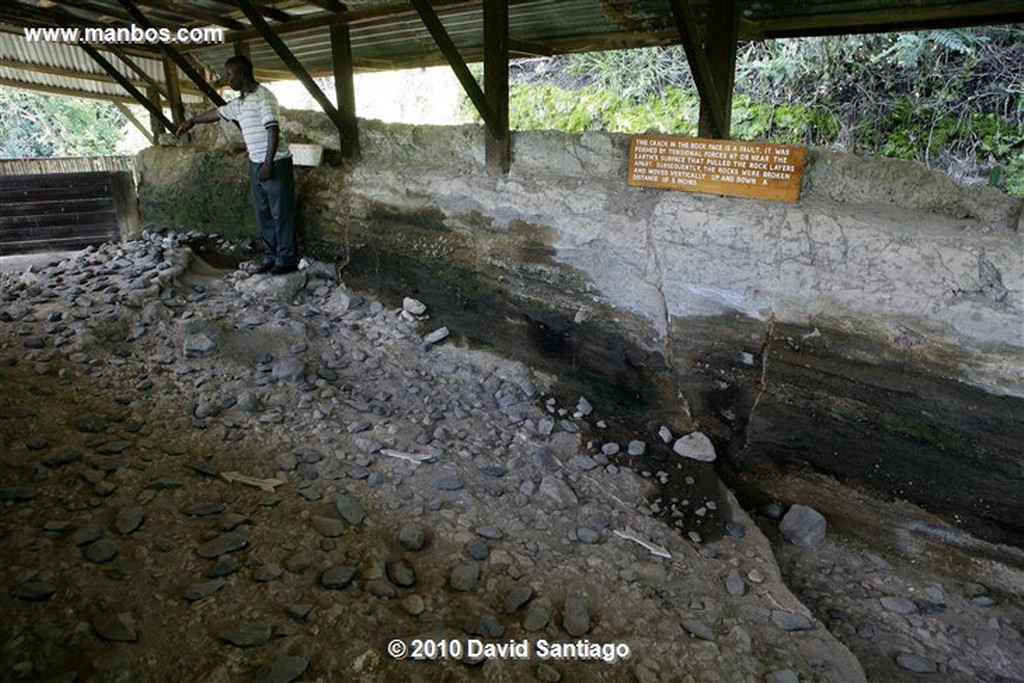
top-left (80, 42), bottom-right (175, 133)
top-left (233, 0), bottom-right (349, 150)
top-left (202, 0), bottom-right (481, 49)
top-left (116, 0), bottom-right (227, 106)
top-left (668, 0), bottom-right (727, 139)
top-left (0, 76), bottom-right (136, 103)
top-left (410, 0), bottom-right (500, 140)
top-left (206, 0), bottom-right (295, 25)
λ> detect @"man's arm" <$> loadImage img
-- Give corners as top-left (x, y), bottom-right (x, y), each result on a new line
top-left (258, 125), bottom-right (279, 181)
top-left (175, 108), bottom-right (221, 137)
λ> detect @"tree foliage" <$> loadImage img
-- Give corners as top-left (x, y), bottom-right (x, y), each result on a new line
top-left (0, 86), bottom-right (126, 158)
top-left (502, 26), bottom-right (1024, 194)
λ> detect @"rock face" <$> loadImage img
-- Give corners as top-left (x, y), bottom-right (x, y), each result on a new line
top-left (136, 117), bottom-right (1023, 547)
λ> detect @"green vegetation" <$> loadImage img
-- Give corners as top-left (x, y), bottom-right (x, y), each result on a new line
top-left (492, 26), bottom-right (1024, 194)
top-left (0, 86), bottom-right (125, 158)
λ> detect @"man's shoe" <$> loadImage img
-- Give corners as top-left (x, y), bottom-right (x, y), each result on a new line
top-left (255, 260), bottom-right (274, 274)
top-left (269, 263), bottom-right (297, 275)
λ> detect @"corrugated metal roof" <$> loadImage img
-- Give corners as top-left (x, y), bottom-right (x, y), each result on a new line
top-left (0, 1), bottom-right (1021, 106)
top-left (0, 31), bottom-right (204, 102)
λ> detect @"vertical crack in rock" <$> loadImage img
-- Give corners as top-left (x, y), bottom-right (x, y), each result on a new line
top-left (744, 206), bottom-right (790, 447)
top-left (644, 217), bottom-right (671, 339)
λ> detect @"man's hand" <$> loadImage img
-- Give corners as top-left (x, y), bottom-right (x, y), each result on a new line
top-left (175, 118), bottom-right (194, 137)
top-left (258, 160), bottom-right (273, 181)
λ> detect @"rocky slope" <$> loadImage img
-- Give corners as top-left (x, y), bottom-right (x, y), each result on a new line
top-left (1, 234), bottom-right (1020, 682)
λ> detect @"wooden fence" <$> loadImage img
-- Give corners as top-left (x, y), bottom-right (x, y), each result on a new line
top-left (0, 157), bottom-right (138, 255)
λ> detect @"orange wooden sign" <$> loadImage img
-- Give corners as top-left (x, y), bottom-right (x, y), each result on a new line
top-left (627, 135), bottom-right (806, 202)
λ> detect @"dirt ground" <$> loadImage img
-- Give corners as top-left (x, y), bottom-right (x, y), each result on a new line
top-left (1, 235), bottom-right (1021, 683)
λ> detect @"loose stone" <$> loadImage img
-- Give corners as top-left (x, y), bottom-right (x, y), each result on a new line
top-left (196, 532), bottom-right (249, 558)
top-left (449, 563), bottom-right (480, 591)
top-left (93, 612), bottom-right (138, 642)
top-left (255, 656), bottom-right (309, 683)
top-left (10, 581), bottom-right (56, 601)
top-left (218, 622), bottom-right (273, 647)
top-left (332, 493), bottom-right (366, 525)
top-left (465, 539), bottom-right (490, 560)
top-left (397, 523), bottom-right (426, 551)
top-left (563, 597), bottom-right (590, 636)
top-left (770, 610), bottom-right (812, 631)
top-left (682, 619), bottom-right (715, 641)
top-left (84, 539), bottom-right (120, 563)
top-left (311, 516), bottom-right (346, 538)
top-left (115, 506), bottom-right (145, 534)
top-left (321, 565), bottom-right (357, 589)
top-left (895, 653), bottom-right (938, 674)
top-left (386, 560), bottom-right (416, 587)
top-left (672, 432), bottom-right (716, 462)
top-left (778, 504), bottom-right (827, 549)
top-left (183, 579), bottom-right (226, 602)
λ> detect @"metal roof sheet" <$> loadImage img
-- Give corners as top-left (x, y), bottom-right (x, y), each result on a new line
top-left (0, 1), bottom-right (1021, 105)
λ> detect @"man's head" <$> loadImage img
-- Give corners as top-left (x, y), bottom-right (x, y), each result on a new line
top-left (223, 55), bottom-right (255, 92)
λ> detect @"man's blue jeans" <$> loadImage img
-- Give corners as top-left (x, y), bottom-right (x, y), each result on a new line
top-left (249, 156), bottom-right (297, 268)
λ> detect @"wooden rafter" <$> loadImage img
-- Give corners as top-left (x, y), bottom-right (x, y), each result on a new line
top-left (204, 0), bottom-right (481, 48)
top-left (115, 0), bottom-right (226, 106)
top-left (0, 76), bottom-right (135, 103)
top-left (113, 101), bottom-right (154, 144)
top-left (205, 0), bottom-right (294, 24)
top-left (410, 0), bottom-right (499, 139)
top-left (233, 0), bottom-right (348, 146)
top-left (667, 0), bottom-right (727, 139)
top-left (79, 42), bottom-right (175, 132)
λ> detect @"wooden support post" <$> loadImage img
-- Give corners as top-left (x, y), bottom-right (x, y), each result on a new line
top-left (330, 22), bottom-right (361, 161)
top-left (116, 0), bottom-right (226, 106)
top-left (113, 101), bottom-right (154, 145)
top-left (80, 43), bottom-right (175, 134)
top-left (163, 56), bottom-right (184, 126)
top-left (234, 0), bottom-right (349, 147)
top-left (146, 87), bottom-right (162, 140)
top-left (483, 0), bottom-right (510, 173)
top-left (667, 0), bottom-right (727, 139)
top-left (409, 0), bottom-right (500, 140)
top-left (697, 0), bottom-right (739, 139)
top-left (233, 39), bottom-right (251, 60)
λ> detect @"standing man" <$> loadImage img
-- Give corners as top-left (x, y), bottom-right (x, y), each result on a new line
top-left (176, 56), bottom-right (298, 275)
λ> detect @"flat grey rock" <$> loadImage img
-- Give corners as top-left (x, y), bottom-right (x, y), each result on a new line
top-left (779, 504), bottom-right (827, 549)
top-left (397, 523), bottom-right (426, 551)
top-left (84, 539), bottom-right (120, 564)
top-left (682, 619), bottom-right (715, 641)
top-left (321, 564), bottom-right (357, 589)
top-left (449, 563), bottom-right (479, 591)
top-left (115, 506), bottom-right (145, 535)
top-left (218, 622), bottom-right (272, 647)
top-left (771, 610), bottom-right (812, 631)
top-left (183, 579), bottom-right (226, 602)
top-left (672, 432), bottom-right (716, 462)
top-left (255, 656), bottom-right (309, 683)
top-left (332, 493), bottom-right (365, 526)
top-left (10, 581), bottom-right (56, 601)
top-left (505, 585), bottom-right (534, 614)
top-left (563, 597), bottom-right (590, 636)
top-left (895, 653), bottom-right (938, 674)
top-left (725, 569), bottom-right (747, 597)
top-left (386, 560), bottom-right (416, 587)
top-left (93, 612), bottom-right (138, 642)
top-left (311, 516), bottom-right (346, 538)
top-left (880, 596), bottom-right (918, 614)
top-left (197, 532), bottom-right (249, 558)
